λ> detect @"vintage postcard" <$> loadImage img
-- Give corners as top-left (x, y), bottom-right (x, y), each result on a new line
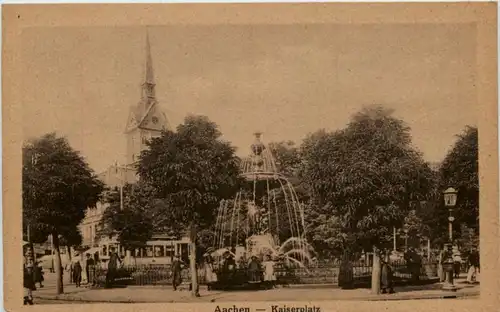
top-left (2, 2), bottom-right (498, 312)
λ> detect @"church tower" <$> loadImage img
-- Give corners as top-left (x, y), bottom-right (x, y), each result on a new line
top-left (124, 32), bottom-right (170, 179)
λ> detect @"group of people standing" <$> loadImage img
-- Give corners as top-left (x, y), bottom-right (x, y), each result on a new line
top-left (403, 247), bottom-right (423, 282)
top-left (66, 253), bottom-right (96, 287)
top-left (437, 245), bottom-right (480, 284)
top-left (202, 251), bottom-right (278, 290)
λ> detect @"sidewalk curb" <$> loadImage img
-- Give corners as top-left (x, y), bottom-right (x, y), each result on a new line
top-left (34, 291), bottom-right (479, 304)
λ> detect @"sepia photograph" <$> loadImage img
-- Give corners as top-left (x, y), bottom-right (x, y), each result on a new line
top-left (2, 2), bottom-right (498, 311)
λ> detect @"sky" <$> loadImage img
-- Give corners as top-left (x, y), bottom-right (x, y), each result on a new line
top-left (21, 23), bottom-right (477, 173)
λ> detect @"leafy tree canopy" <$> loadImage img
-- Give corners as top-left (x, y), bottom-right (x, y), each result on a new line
top-left (301, 106), bottom-right (436, 255)
top-left (268, 141), bottom-right (302, 178)
top-left (427, 126), bottom-right (479, 245)
top-left (23, 133), bottom-right (104, 241)
top-left (137, 115), bottom-right (244, 233)
top-left (439, 126), bottom-right (478, 228)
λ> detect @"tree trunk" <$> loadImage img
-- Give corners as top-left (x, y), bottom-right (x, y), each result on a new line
top-left (67, 246), bottom-right (73, 284)
top-left (53, 234), bottom-right (64, 294)
top-left (189, 222), bottom-right (200, 297)
top-left (371, 246), bottom-right (381, 295)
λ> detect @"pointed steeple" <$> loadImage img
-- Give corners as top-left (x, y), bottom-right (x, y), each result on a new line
top-left (142, 30), bottom-right (156, 99)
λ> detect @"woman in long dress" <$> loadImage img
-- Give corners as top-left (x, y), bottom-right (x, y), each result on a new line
top-left (247, 256), bottom-right (262, 283)
top-left (380, 252), bottom-right (395, 294)
top-left (81, 254), bottom-right (88, 285)
top-left (437, 247), bottom-right (445, 282)
top-left (204, 255), bottom-right (218, 290)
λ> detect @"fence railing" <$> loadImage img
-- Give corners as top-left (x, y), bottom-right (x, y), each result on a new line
top-left (87, 259), bottom-right (441, 287)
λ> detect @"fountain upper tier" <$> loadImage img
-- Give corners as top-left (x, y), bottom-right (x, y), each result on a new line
top-left (240, 132), bottom-right (284, 181)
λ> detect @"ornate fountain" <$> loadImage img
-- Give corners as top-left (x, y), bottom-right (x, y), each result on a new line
top-left (213, 132), bottom-right (313, 269)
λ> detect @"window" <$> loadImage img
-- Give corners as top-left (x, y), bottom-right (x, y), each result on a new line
top-left (132, 249), bottom-right (141, 257)
top-left (165, 245), bottom-right (174, 257)
top-left (145, 246), bottom-right (153, 257)
top-left (102, 245), bottom-right (107, 257)
top-left (154, 246), bottom-right (165, 257)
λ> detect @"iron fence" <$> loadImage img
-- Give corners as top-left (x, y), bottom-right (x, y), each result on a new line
top-left (87, 259), bottom-right (440, 287)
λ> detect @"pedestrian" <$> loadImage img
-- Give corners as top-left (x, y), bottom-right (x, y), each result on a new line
top-left (262, 254), bottom-right (276, 288)
top-left (85, 253), bottom-right (94, 285)
top-left (66, 261), bottom-right (73, 284)
top-left (73, 261), bottom-right (82, 287)
top-left (23, 260), bottom-right (36, 305)
top-left (171, 254), bottom-right (183, 291)
top-left (412, 249), bottom-right (421, 282)
top-left (437, 246), bottom-right (445, 282)
top-left (406, 248), bottom-right (420, 282)
top-left (33, 261), bottom-right (44, 288)
top-left (247, 255), bottom-right (261, 284)
top-left (204, 254), bottom-right (217, 290)
top-left (338, 253), bottom-right (354, 289)
top-left (452, 247), bottom-right (462, 278)
top-left (81, 254), bottom-right (88, 285)
top-left (466, 247), bottom-right (479, 283)
top-left (380, 252), bottom-right (395, 294)
top-left (105, 247), bottom-right (121, 288)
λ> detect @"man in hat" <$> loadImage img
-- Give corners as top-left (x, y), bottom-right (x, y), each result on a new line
top-left (172, 254), bottom-right (183, 291)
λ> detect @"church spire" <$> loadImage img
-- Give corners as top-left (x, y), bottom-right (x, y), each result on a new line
top-left (142, 30), bottom-right (156, 99)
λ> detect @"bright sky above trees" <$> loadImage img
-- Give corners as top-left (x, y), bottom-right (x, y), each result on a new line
top-left (21, 24), bottom-right (477, 172)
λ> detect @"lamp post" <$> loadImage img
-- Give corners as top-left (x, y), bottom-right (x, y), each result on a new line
top-left (114, 162), bottom-right (125, 211)
top-left (442, 187), bottom-right (458, 292)
top-left (393, 227), bottom-right (397, 251)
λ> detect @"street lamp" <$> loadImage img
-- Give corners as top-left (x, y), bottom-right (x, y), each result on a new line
top-left (444, 187), bottom-right (458, 241)
top-left (442, 187), bottom-right (458, 292)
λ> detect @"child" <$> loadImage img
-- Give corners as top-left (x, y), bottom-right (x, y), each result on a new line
top-left (23, 264), bottom-right (35, 305)
top-left (262, 255), bottom-right (277, 288)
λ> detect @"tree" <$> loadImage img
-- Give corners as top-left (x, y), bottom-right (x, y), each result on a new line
top-left (137, 115), bottom-right (243, 296)
top-left (268, 141), bottom-right (302, 178)
top-left (99, 182), bottom-right (183, 258)
top-left (300, 106), bottom-right (436, 293)
top-left (59, 229), bottom-right (83, 263)
top-left (437, 126), bottom-right (479, 241)
top-left (22, 133), bottom-right (104, 294)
